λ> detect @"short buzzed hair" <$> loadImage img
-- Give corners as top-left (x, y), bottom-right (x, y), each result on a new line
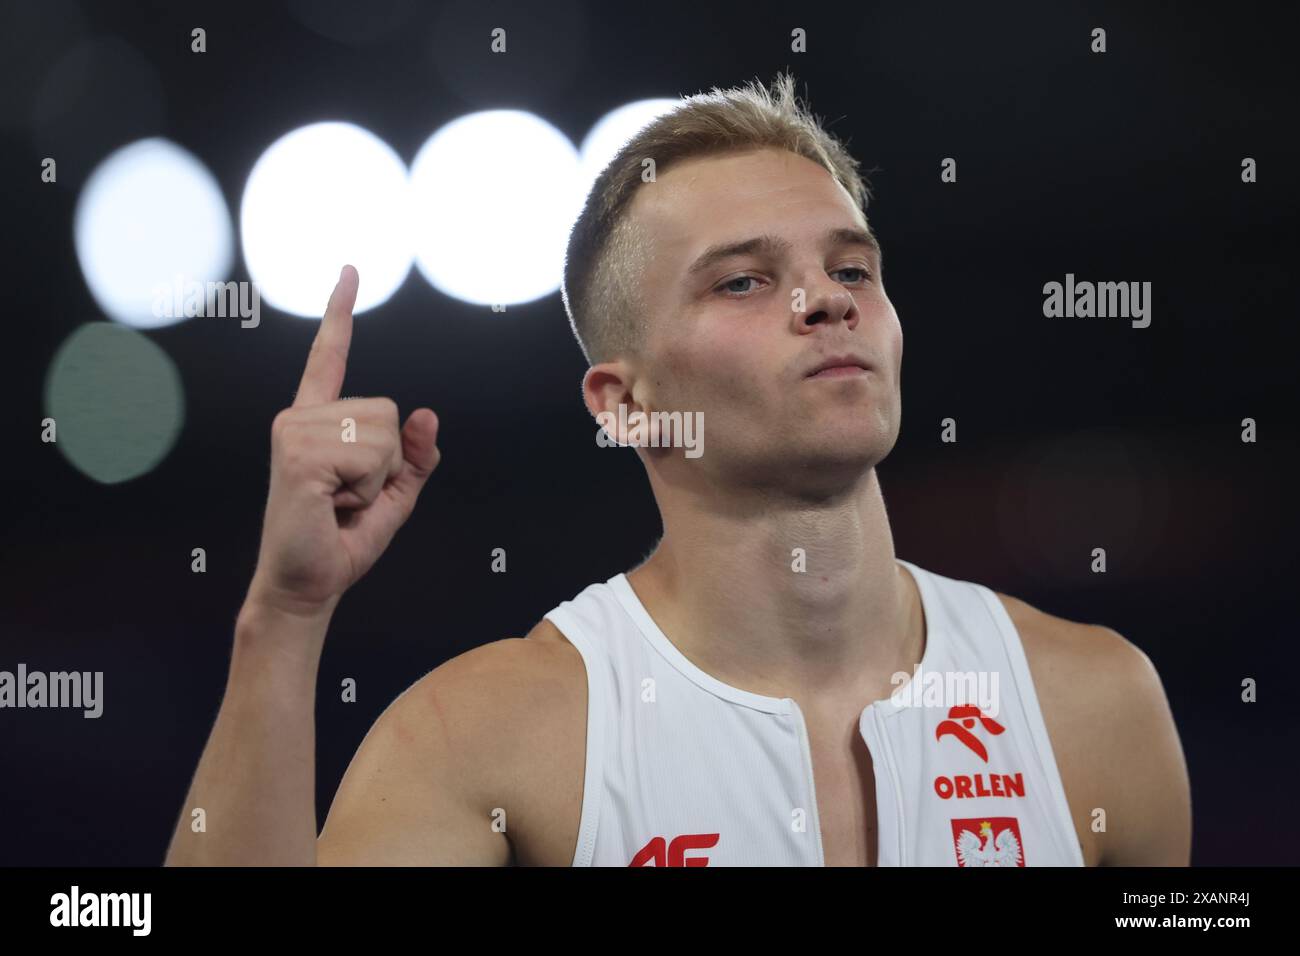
top-left (560, 71), bottom-right (877, 366)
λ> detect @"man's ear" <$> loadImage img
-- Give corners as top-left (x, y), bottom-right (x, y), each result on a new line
top-left (583, 359), bottom-right (647, 447)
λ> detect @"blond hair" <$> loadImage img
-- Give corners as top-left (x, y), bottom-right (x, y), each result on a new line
top-left (560, 71), bottom-right (877, 365)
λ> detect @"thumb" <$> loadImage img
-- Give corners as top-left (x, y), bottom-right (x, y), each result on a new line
top-left (338, 409), bottom-right (439, 566)
top-left (383, 408), bottom-right (440, 515)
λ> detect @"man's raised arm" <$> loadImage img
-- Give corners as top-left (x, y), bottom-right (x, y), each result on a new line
top-left (164, 265), bottom-right (443, 866)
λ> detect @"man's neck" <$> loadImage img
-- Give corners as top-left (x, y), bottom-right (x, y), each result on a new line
top-left (626, 468), bottom-right (924, 710)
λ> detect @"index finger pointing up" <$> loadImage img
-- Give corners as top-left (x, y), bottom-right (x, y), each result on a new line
top-left (294, 264), bottom-right (358, 408)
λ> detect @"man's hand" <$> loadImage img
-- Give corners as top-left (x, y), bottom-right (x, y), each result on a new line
top-left (247, 265), bottom-right (441, 619)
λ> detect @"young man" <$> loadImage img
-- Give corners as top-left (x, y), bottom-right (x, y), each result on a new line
top-left (166, 73), bottom-right (1190, 867)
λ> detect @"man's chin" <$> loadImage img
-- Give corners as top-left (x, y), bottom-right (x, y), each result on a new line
top-left (798, 426), bottom-right (891, 464)
top-left (781, 440), bottom-right (889, 490)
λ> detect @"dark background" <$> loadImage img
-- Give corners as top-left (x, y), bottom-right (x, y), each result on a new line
top-left (1, 0), bottom-right (1296, 866)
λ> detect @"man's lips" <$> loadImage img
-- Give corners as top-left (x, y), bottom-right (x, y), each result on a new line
top-left (805, 353), bottom-right (872, 378)
top-left (808, 364), bottom-right (869, 378)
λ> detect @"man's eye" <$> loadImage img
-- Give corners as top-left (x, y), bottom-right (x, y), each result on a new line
top-left (715, 266), bottom-right (872, 297)
top-left (833, 266), bottom-right (873, 284)
top-left (712, 265), bottom-right (873, 295)
top-left (716, 275), bottom-right (760, 296)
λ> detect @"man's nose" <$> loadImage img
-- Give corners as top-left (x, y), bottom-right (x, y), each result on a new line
top-left (793, 278), bottom-right (860, 332)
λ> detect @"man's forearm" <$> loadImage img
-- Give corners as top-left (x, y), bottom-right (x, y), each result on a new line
top-left (164, 600), bottom-right (330, 866)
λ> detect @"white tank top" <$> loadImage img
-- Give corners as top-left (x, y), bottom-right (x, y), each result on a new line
top-left (543, 559), bottom-right (1085, 867)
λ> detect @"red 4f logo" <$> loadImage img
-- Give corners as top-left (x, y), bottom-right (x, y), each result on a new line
top-left (629, 833), bottom-right (720, 867)
top-left (936, 705), bottom-right (1006, 762)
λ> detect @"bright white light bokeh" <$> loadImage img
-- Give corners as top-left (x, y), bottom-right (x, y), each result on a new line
top-left (409, 110), bottom-right (584, 306)
top-left (241, 122), bottom-right (412, 317)
top-left (579, 98), bottom-right (680, 191)
top-left (74, 138), bottom-right (234, 329)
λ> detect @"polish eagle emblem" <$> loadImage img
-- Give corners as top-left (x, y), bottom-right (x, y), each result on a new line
top-left (953, 819), bottom-right (1024, 867)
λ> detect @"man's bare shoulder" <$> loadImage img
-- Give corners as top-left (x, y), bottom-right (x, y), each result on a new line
top-left (405, 618), bottom-right (586, 790)
top-left (444, 619), bottom-right (589, 864)
top-left (318, 618), bottom-right (588, 865)
top-left (994, 592), bottom-right (1147, 684)
top-left (421, 618), bottom-right (584, 722)
top-left (993, 592), bottom-right (1173, 730)
top-left (992, 591), bottom-right (1190, 866)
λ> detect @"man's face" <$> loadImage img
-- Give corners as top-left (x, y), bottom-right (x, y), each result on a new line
top-left (608, 146), bottom-right (903, 496)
